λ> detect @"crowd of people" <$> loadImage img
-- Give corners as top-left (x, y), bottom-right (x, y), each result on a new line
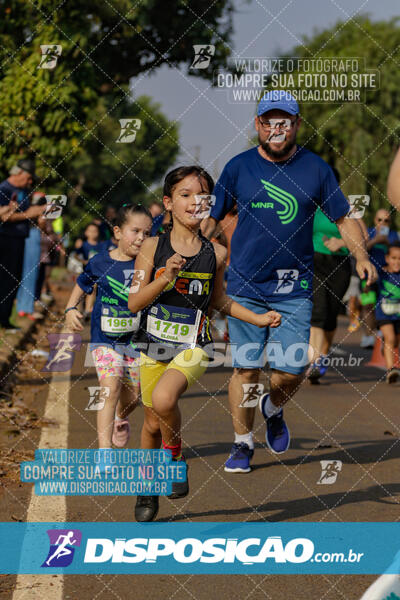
top-left (62, 91), bottom-right (398, 522)
top-left (307, 201), bottom-right (400, 384)
top-left (1, 90), bottom-right (400, 524)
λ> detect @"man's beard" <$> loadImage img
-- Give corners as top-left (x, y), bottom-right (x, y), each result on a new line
top-left (259, 133), bottom-right (296, 160)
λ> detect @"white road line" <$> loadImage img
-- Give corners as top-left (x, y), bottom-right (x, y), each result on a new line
top-left (12, 371), bottom-right (70, 600)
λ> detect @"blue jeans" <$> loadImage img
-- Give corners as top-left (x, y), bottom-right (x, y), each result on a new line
top-left (16, 227), bottom-right (41, 314)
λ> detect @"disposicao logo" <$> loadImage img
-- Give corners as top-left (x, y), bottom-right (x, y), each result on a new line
top-left (83, 536), bottom-right (314, 564)
top-left (41, 529), bottom-right (82, 568)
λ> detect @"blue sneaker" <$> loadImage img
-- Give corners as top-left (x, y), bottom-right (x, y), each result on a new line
top-left (224, 442), bottom-right (254, 473)
top-left (306, 355), bottom-right (328, 382)
top-left (259, 393), bottom-right (290, 454)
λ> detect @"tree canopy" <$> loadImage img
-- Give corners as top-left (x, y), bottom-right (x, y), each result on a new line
top-left (285, 16), bottom-right (400, 226)
top-left (0, 0), bottom-right (235, 231)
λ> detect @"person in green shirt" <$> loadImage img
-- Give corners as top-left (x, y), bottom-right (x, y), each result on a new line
top-left (307, 169), bottom-right (352, 382)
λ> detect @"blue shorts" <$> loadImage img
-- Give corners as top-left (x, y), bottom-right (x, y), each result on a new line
top-left (227, 295), bottom-right (313, 375)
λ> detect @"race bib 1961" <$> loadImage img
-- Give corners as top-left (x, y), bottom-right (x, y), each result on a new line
top-left (101, 306), bottom-right (140, 336)
top-left (146, 304), bottom-right (202, 348)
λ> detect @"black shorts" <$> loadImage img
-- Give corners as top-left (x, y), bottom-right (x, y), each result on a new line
top-left (311, 252), bottom-right (351, 331)
top-left (377, 320), bottom-right (400, 335)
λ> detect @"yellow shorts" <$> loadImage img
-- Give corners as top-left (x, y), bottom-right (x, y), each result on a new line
top-left (140, 347), bottom-right (209, 408)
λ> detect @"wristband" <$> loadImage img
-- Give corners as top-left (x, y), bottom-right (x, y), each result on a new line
top-left (64, 306), bottom-right (79, 315)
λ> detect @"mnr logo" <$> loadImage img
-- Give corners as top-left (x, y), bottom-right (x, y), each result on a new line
top-left (253, 180), bottom-right (298, 225)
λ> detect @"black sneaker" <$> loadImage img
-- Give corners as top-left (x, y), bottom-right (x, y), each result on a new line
top-left (135, 495), bottom-right (159, 522)
top-left (386, 368), bottom-right (399, 384)
top-left (167, 455), bottom-right (189, 499)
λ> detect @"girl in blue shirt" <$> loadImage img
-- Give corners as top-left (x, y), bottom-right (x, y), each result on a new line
top-left (64, 204), bottom-right (152, 449)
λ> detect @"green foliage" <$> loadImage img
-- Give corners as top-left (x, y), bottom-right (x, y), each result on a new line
top-left (64, 93), bottom-right (180, 237)
top-left (266, 16), bottom-right (400, 226)
top-left (0, 0), bottom-right (235, 234)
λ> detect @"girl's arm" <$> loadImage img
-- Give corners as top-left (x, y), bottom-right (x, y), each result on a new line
top-left (210, 243), bottom-right (281, 328)
top-left (65, 257), bottom-right (98, 331)
top-left (128, 237), bottom-right (186, 313)
top-left (64, 283), bottom-right (86, 331)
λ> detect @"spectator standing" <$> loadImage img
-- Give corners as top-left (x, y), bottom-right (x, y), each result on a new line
top-left (0, 159), bottom-right (44, 330)
top-left (16, 192), bottom-right (47, 320)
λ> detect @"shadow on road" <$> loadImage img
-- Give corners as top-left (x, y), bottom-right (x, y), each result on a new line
top-left (161, 482), bottom-right (400, 522)
top-left (186, 438), bottom-right (400, 467)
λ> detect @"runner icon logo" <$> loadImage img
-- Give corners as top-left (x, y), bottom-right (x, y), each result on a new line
top-left (129, 269), bottom-right (145, 294)
top-left (240, 383), bottom-right (264, 407)
top-left (191, 45), bottom-right (215, 69)
top-left (274, 269), bottom-right (299, 294)
top-left (122, 269), bottom-right (135, 290)
top-left (41, 529), bottom-right (82, 568)
top-left (317, 460), bottom-right (342, 484)
top-left (44, 195), bottom-right (67, 220)
top-left (42, 334), bottom-right (82, 372)
top-left (37, 45), bottom-right (62, 69)
top-left (265, 118), bottom-right (292, 143)
top-left (193, 194), bottom-right (216, 219)
top-left (347, 195), bottom-right (370, 219)
top-left (116, 119), bottom-right (141, 143)
top-left (86, 387), bottom-right (110, 411)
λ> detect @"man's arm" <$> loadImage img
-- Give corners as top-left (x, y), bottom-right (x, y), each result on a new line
top-left (387, 147), bottom-right (400, 211)
top-left (201, 161), bottom-right (236, 239)
top-left (336, 216), bottom-right (377, 285)
top-left (1, 204), bottom-right (45, 222)
top-left (200, 216), bottom-right (218, 240)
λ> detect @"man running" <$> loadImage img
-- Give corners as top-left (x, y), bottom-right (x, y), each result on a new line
top-left (202, 90), bottom-right (376, 473)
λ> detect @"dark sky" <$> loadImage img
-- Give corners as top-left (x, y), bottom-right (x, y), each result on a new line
top-left (134, 0), bottom-right (399, 179)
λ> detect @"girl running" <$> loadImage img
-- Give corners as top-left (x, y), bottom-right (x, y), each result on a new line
top-left (75, 222), bottom-right (103, 320)
top-left (65, 204), bottom-right (152, 453)
top-left (128, 166), bottom-right (281, 522)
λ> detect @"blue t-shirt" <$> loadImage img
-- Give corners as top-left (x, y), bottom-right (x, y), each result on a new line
top-left (99, 238), bottom-right (117, 253)
top-left (76, 240), bottom-right (103, 261)
top-left (0, 180), bottom-right (30, 238)
top-left (375, 267), bottom-right (400, 322)
top-left (367, 227), bottom-right (399, 269)
top-left (77, 252), bottom-right (140, 352)
top-left (210, 146), bottom-right (350, 302)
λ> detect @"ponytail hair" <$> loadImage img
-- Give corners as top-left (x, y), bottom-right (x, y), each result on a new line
top-left (114, 203), bottom-right (152, 228)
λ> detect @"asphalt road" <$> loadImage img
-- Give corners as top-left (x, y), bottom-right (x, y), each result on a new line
top-left (1, 296), bottom-right (399, 599)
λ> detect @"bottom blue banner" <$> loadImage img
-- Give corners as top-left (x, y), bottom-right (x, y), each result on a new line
top-left (1, 522), bottom-right (399, 575)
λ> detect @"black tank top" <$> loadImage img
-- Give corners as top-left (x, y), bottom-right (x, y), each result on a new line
top-left (133, 231), bottom-right (216, 359)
